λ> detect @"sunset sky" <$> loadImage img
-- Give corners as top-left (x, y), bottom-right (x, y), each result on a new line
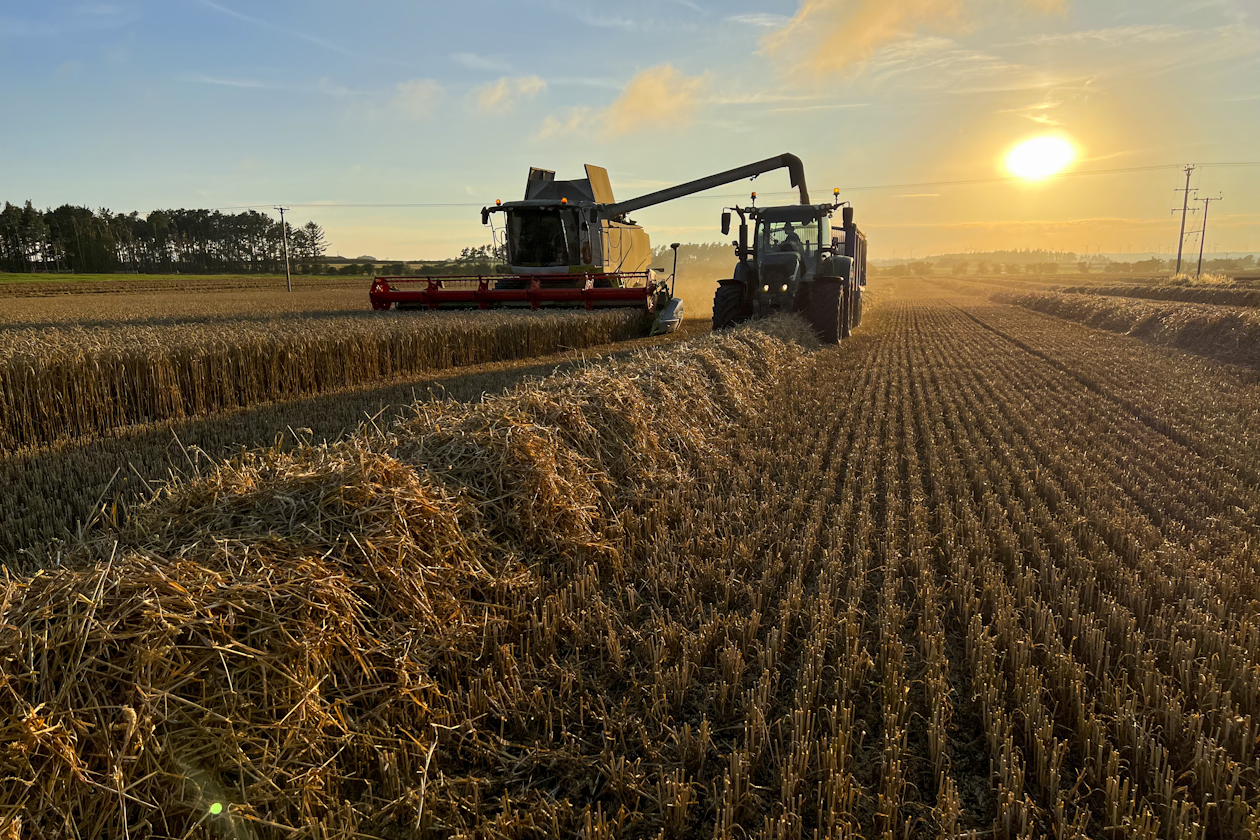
top-left (3, 0), bottom-right (1258, 260)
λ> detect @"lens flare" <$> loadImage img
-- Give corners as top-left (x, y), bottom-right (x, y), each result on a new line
top-left (1006, 136), bottom-right (1077, 180)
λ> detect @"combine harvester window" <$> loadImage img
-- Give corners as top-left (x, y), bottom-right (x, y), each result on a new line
top-left (508, 208), bottom-right (581, 268)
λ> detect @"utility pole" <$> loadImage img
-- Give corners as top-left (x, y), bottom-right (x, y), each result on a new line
top-left (274, 206), bottom-right (293, 293)
top-left (1172, 165), bottom-right (1197, 275)
top-left (1196, 195), bottom-right (1222, 277)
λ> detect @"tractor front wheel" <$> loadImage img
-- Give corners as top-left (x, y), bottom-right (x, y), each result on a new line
top-left (713, 281), bottom-right (747, 330)
top-left (807, 278), bottom-right (843, 344)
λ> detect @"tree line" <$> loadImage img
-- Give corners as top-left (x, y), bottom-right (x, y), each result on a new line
top-left (0, 201), bottom-right (328, 275)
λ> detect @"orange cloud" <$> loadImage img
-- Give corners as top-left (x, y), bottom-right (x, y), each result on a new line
top-left (472, 75), bottom-right (546, 113)
top-left (602, 65), bottom-right (708, 137)
top-left (763, 0), bottom-right (1067, 75)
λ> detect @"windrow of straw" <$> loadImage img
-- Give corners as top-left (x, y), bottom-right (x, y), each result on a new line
top-left (1003, 291), bottom-right (1260, 367)
top-left (1060, 283), bottom-right (1260, 308)
top-left (0, 309), bottom-right (645, 452)
top-left (0, 316), bottom-right (818, 839)
top-left (0, 331), bottom-right (683, 569)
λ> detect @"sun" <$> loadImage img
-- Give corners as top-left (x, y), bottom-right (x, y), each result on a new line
top-left (1006, 136), bottom-right (1077, 180)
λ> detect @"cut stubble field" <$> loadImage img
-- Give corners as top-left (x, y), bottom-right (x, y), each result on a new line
top-left (3, 277), bottom-right (1260, 837)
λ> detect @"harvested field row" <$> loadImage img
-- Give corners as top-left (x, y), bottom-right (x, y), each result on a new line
top-left (1061, 283), bottom-right (1260, 308)
top-left (0, 309), bottom-right (645, 452)
top-left (1004, 290), bottom-right (1260, 368)
top-left (0, 323), bottom-right (704, 569)
top-left (4, 296), bottom-right (1260, 837)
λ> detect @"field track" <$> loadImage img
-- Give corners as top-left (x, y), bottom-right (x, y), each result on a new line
top-left (3, 281), bottom-right (1260, 837)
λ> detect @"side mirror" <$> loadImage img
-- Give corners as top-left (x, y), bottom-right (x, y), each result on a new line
top-left (842, 207), bottom-right (854, 227)
top-left (481, 208), bottom-right (491, 226)
top-left (721, 212), bottom-right (731, 236)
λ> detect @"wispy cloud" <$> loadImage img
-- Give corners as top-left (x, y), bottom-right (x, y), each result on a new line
top-left (1018, 24), bottom-right (1182, 47)
top-left (184, 73), bottom-right (275, 90)
top-left (0, 4), bottom-right (140, 38)
top-left (452, 52), bottom-right (512, 73)
top-left (471, 76), bottom-right (547, 113)
top-left (552, 1), bottom-right (636, 29)
top-left (195, 0), bottom-right (395, 64)
top-left (769, 102), bottom-right (871, 113)
top-left (726, 13), bottom-right (790, 28)
top-left (181, 74), bottom-right (372, 98)
top-left (999, 99), bottom-right (1064, 126)
top-left (536, 107), bottom-right (594, 139)
top-left (864, 36), bottom-right (1080, 94)
top-left (393, 79), bottom-right (444, 118)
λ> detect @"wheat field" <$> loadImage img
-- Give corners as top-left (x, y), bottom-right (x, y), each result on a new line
top-left (0, 309), bottom-right (645, 452)
top-left (3, 279), bottom-right (1260, 837)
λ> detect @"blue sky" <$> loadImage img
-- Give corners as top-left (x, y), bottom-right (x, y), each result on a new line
top-left (2, 0), bottom-right (1258, 259)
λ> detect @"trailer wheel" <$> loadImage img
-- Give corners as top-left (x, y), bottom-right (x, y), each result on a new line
top-left (713, 281), bottom-right (746, 330)
top-left (807, 279), bottom-right (843, 344)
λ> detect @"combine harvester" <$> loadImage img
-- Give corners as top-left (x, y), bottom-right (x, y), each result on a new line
top-left (369, 154), bottom-right (812, 335)
top-left (713, 190), bottom-right (868, 343)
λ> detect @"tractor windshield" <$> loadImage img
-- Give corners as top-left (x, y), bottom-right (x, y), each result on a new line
top-left (760, 219), bottom-right (820, 263)
top-left (507, 208), bottom-right (581, 268)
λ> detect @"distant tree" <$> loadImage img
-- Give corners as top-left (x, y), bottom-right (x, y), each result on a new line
top-left (976, 260), bottom-right (990, 275)
top-left (952, 261), bottom-right (969, 275)
top-left (909, 262), bottom-right (934, 276)
top-left (1078, 261), bottom-right (1090, 274)
top-left (294, 222), bottom-right (328, 274)
top-left (0, 199), bottom-right (327, 275)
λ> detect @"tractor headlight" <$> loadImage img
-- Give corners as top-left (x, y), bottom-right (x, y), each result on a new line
top-left (762, 285), bottom-right (769, 292)
top-left (781, 284), bottom-right (788, 292)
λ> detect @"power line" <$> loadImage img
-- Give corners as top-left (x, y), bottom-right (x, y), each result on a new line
top-left (1172, 165), bottom-right (1197, 275)
top-left (274, 206), bottom-right (292, 293)
top-left (1195, 194), bottom-right (1223, 277)
top-left (212, 161), bottom-right (1260, 212)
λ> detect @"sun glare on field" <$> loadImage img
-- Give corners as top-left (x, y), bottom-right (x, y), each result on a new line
top-left (1005, 136), bottom-right (1077, 181)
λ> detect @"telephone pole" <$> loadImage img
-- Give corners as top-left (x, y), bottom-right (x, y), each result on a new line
top-left (1172, 165), bottom-right (1197, 275)
top-left (1196, 195), bottom-right (1222, 277)
top-left (274, 206), bottom-right (293, 293)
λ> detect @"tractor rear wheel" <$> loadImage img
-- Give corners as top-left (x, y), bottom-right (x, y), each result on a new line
top-left (807, 279), bottom-right (843, 344)
top-left (713, 281), bottom-right (746, 330)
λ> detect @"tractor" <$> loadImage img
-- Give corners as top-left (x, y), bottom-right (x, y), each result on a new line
top-left (713, 192), bottom-right (867, 343)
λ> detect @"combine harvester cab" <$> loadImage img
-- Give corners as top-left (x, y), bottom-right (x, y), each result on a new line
top-left (371, 154), bottom-right (815, 336)
top-left (714, 190), bottom-right (868, 344)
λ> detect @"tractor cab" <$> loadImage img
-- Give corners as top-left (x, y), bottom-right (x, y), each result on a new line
top-left (758, 208), bottom-right (827, 274)
top-left (751, 206), bottom-right (834, 312)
